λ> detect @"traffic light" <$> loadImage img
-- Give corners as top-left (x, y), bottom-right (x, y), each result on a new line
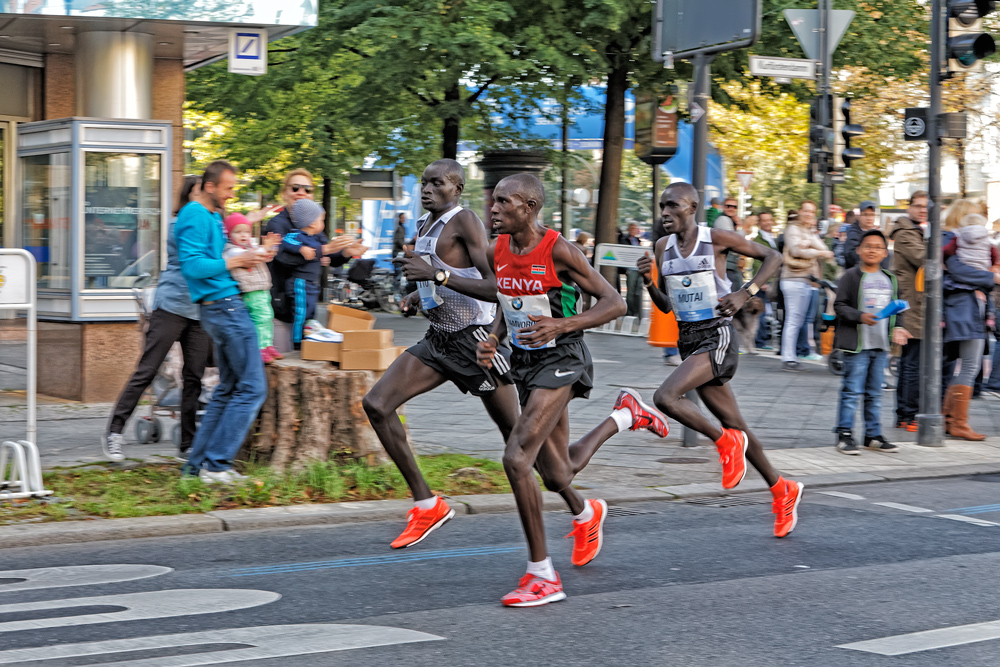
top-left (947, 1), bottom-right (996, 71)
top-left (809, 95), bottom-right (834, 155)
top-left (833, 98), bottom-right (864, 170)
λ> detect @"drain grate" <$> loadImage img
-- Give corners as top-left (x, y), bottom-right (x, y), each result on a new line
top-left (657, 457), bottom-right (710, 464)
top-left (562, 506), bottom-right (660, 517)
top-left (685, 496), bottom-right (768, 508)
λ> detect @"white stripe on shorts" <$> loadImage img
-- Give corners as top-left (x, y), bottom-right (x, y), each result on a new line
top-left (715, 326), bottom-right (729, 365)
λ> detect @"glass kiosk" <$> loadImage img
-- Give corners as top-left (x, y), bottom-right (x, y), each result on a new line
top-left (18, 118), bottom-right (169, 321)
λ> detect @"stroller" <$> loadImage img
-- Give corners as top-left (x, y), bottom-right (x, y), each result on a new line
top-left (130, 275), bottom-right (211, 446)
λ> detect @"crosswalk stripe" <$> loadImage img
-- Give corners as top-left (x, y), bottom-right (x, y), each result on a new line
top-left (231, 545), bottom-right (522, 576)
top-left (936, 514), bottom-right (1000, 527)
top-left (839, 619), bottom-right (1000, 655)
top-left (872, 502), bottom-right (932, 513)
top-left (0, 623), bottom-right (443, 665)
top-left (816, 491), bottom-right (865, 500)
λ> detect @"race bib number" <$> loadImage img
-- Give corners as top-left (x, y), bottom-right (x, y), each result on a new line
top-left (666, 271), bottom-right (718, 322)
top-left (498, 293), bottom-right (555, 350)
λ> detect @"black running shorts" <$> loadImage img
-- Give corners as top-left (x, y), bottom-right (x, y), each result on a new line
top-left (406, 324), bottom-right (513, 397)
top-left (678, 323), bottom-right (738, 386)
top-left (510, 339), bottom-right (594, 406)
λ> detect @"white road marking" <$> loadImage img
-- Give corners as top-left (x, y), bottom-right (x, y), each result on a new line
top-left (839, 619), bottom-right (1000, 655)
top-left (936, 514), bottom-right (1000, 527)
top-left (0, 589), bottom-right (279, 633)
top-left (0, 623), bottom-right (443, 665)
top-left (872, 502), bottom-right (933, 513)
top-left (0, 564), bottom-right (171, 593)
top-left (817, 491), bottom-right (865, 500)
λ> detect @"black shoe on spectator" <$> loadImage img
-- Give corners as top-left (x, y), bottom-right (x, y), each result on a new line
top-left (836, 431), bottom-right (860, 455)
top-left (782, 361), bottom-right (803, 372)
top-left (864, 435), bottom-right (899, 453)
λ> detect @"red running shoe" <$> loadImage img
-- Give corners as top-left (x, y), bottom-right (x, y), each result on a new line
top-left (771, 477), bottom-right (804, 538)
top-left (500, 572), bottom-right (566, 607)
top-left (613, 388), bottom-right (670, 438)
top-left (564, 498), bottom-right (607, 566)
top-left (715, 428), bottom-right (748, 489)
top-left (390, 497), bottom-right (455, 549)
top-left (266, 346), bottom-right (284, 360)
top-left (261, 348), bottom-right (275, 364)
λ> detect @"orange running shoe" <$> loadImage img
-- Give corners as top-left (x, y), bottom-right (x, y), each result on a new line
top-left (390, 497), bottom-right (455, 549)
top-left (564, 498), bottom-right (607, 566)
top-left (500, 572), bottom-right (566, 607)
top-left (771, 477), bottom-right (804, 538)
top-left (613, 388), bottom-right (670, 438)
top-left (715, 428), bottom-right (748, 489)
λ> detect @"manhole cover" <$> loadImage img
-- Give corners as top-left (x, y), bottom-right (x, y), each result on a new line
top-left (657, 457), bottom-right (710, 464)
top-left (562, 506), bottom-right (660, 517)
top-left (685, 496), bottom-right (768, 508)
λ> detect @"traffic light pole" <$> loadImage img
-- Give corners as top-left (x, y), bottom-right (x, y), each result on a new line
top-left (691, 52), bottom-right (714, 222)
top-left (918, 0), bottom-right (945, 446)
top-left (818, 0), bottom-right (833, 220)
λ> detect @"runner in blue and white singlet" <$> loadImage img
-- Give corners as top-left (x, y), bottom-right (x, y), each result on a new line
top-left (637, 182), bottom-right (806, 540)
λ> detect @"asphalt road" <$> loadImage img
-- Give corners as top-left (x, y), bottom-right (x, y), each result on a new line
top-left (1, 476), bottom-right (999, 665)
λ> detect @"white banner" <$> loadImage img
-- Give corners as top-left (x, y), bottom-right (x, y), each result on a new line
top-left (594, 243), bottom-right (647, 269)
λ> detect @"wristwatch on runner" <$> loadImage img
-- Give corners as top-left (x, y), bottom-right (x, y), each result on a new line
top-left (434, 269), bottom-right (451, 286)
top-left (744, 282), bottom-right (760, 297)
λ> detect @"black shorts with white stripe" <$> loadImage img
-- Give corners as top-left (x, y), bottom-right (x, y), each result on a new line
top-left (406, 324), bottom-right (513, 397)
top-left (677, 323), bottom-right (739, 386)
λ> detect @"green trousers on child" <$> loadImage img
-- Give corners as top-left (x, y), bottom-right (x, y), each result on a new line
top-left (242, 290), bottom-right (274, 349)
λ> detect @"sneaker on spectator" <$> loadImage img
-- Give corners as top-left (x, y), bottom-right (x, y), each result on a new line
top-left (782, 361), bottom-right (803, 372)
top-left (800, 353), bottom-right (823, 361)
top-left (199, 469), bottom-right (242, 485)
top-left (835, 431), bottom-right (860, 456)
top-left (664, 354), bottom-right (681, 366)
top-left (864, 435), bottom-right (899, 453)
top-left (102, 433), bottom-right (126, 462)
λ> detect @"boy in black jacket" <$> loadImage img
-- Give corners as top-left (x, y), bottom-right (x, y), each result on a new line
top-left (833, 230), bottom-right (909, 454)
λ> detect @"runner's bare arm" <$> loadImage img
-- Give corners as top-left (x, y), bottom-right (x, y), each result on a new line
top-left (516, 236), bottom-right (626, 347)
top-left (711, 228), bottom-right (782, 314)
top-left (477, 309), bottom-right (508, 368)
top-left (637, 237), bottom-right (673, 314)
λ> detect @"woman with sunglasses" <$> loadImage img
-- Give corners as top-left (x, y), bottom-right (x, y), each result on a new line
top-left (264, 169), bottom-right (365, 328)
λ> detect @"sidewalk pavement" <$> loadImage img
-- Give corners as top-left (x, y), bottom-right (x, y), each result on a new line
top-left (2, 313), bottom-right (1000, 491)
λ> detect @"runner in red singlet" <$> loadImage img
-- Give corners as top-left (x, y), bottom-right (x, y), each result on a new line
top-left (477, 174), bottom-right (670, 607)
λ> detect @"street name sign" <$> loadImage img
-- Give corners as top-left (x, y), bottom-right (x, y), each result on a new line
top-left (783, 9), bottom-right (855, 61)
top-left (749, 55), bottom-right (816, 80)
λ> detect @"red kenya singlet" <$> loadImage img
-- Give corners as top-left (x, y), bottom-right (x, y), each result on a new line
top-left (495, 228), bottom-right (582, 350)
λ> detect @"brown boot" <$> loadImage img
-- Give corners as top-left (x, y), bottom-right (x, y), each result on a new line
top-left (943, 386), bottom-right (957, 436)
top-left (948, 385), bottom-right (986, 441)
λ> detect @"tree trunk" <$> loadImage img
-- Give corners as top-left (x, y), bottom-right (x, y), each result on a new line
top-left (442, 82), bottom-right (461, 159)
top-left (594, 60), bottom-right (629, 284)
top-left (241, 358), bottom-right (392, 470)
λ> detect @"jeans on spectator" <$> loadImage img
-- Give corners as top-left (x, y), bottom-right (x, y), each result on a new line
top-left (755, 288), bottom-right (771, 348)
top-left (837, 349), bottom-right (888, 437)
top-left (896, 338), bottom-right (922, 421)
top-left (625, 269), bottom-right (643, 318)
top-left (954, 337), bottom-right (985, 388)
top-left (109, 308), bottom-right (211, 452)
top-left (985, 331), bottom-right (1000, 391)
top-left (780, 280), bottom-right (815, 362)
top-left (183, 297), bottom-right (268, 474)
top-left (796, 287), bottom-right (818, 356)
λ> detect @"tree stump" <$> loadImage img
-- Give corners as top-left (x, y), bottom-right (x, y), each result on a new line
top-left (242, 356), bottom-right (392, 470)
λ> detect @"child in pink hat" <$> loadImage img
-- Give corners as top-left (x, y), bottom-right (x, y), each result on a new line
top-left (223, 213), bottom-right (283, 363)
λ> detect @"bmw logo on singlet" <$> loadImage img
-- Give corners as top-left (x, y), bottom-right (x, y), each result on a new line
top-left (512, 297), bottom-right (523, 310)
top-left (682, 276), bottom-right (692, 287)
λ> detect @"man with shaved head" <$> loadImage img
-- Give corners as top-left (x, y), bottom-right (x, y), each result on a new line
top-left (364, 158), bottom-right (518, 550)
top-left (636, 182), bottom-right (804, 538)
top-left (476, 173), bottom-right (669, 607)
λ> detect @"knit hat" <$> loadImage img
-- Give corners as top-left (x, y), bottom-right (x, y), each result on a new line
top-left (291, 199), bottom-right (325, 230)
top-left (223, 213), bottom-right (251, 237)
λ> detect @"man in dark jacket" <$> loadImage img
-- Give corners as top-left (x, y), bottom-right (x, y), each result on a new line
top-left (844, 200), bottom-right (888, 270)
top-left (889, 191), bottom-right (927, 430)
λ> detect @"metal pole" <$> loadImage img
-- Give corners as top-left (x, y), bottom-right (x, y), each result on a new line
top-left (561, 94), bottom-right (571, 238)
top-left (918, 0), bottom-right (945, 446)
top-left (27, 266), bottom-right (36, 446)
top-left (652, 165), bottom-right (662, 221)
top-left (691, 52), bottom-right (713, 222)
top-left (819, 0), bottom-right (832, 220)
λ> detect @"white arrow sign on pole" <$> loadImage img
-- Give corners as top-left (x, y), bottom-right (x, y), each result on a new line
top-left (736, 171), bottom-right (754, 191)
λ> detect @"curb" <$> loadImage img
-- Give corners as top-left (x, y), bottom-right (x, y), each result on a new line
top-left (1, 463), bottom-right (998, 549)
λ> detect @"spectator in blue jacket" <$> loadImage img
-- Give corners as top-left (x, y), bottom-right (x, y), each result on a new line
top-left (175, 160), bottom-right (272, 485)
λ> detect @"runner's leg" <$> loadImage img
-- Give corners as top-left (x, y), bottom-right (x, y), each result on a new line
top-left (503, 385), bottom-right (575, 562)
top-left (652, 352), bottom-right (724, 441)
top-left (362, 352), bottom-right (446, 501)
top-left (534, 408), bottom-right (586, 514)
top-left (568, 417), bottom-right (620, 475)
top-left (696, 382), bottom-right (780, 487)
top-left (478, 384), bottom-right (520, 443)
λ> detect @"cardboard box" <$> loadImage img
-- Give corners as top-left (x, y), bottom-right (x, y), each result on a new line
top-left (339, 347), bottom-right (400, 371)
top-left (342, 329), bottom-right (394, 351)
top-left (323, 304), bottom-right (375, 333)
top-left (300, 340), bottom-right (341, 362)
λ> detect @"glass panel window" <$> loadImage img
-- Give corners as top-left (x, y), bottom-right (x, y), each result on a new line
top-left (22, 153), bottom-right (71, 289)
top-left (83, 152), bottom-right (161, 289)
